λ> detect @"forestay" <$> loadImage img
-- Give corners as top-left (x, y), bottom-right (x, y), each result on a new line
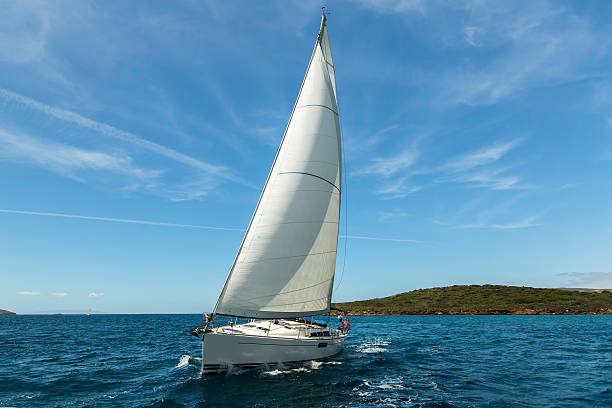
top-left (214, 16), bottom-right (341, 318)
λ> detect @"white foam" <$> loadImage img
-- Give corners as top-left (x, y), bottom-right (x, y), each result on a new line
top-left (359, 346), bottom-right (388, 354)
top-left (310, 360), bottom-right (342, 369)
top-left (263, 366), bottom-right (311, 376)
top-left (357, 338), bottom-right (390, 354)
top-left (364, 377), bottom-right (405, 390)
top-left (176, 354), bottom-right (191, 368)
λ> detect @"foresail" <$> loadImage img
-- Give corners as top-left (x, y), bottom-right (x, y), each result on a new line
top-left (214, 15), bottom-right (341, 318)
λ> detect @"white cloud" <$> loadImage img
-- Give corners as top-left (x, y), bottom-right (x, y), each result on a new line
top-left (0, 2), bottom-right (50, 64)
top-left (0, 128), bottom-right (162, 183)
top-left (464, 26), bottom-right (483, 46)
top-left (377, 209), bottom-right (409, 222)
top-left (341, 234), bottom-right (423, 243)
top-left (442, 139), bottom-right (522, 173)
top-left (357, 148), bottom-right (419, 177)
top-left (376, 177), bottom-right (422, 199)
top-left (88, 292), bottom-right (104, 298)
top-left (559, 183), bottom-right (577, 191)
top-left (434, 139), bottom-right (531, 190)
top-left (455, 214), bottom-right (542, 230)
top-left (17, 291), bottom-right (41, 296)
top-left (51, 292), bottom-right (68, 297)
top-left (345, 125), bottom-right (399, 156)
top-left (436, 167), bottom-right (526, 190)
top-left (440, 2), bottom-right (607, 105)
top-left (557, 272), bottom-right (612, 289)
top-left (0, 88), bottom-right (245, 185)
top-left (350, 0), bottom-right (424, 14)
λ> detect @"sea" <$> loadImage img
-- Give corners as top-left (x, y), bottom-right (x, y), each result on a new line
top-left (1, 314), bottom-right (611, 407)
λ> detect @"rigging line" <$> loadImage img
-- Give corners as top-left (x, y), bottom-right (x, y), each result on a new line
top-left (334, 97), bottom-right (348, 297)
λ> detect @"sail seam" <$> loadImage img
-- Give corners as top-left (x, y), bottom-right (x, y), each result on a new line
top-left (255, 221), bottom-right (339, 227)
top-left (237, 249), bottom-right (337, 265)
top-left (263, 296), bottom-right (328, 308)
top-left (278, 171), bottom-right (340, 191)
top-left (296, 104), bottom-right (338, 115)
top-left (243, 280), bottom-right (333, 302)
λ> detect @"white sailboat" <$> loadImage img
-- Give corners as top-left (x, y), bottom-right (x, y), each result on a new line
top-left (193, 12), bottom-right (349, 375)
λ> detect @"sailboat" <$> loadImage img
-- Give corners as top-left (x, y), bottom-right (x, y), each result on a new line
top-left (193, 12), bottom-right (349, 375)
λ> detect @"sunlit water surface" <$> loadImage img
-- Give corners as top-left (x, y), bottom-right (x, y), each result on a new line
top-left (1, 315), bottom-right (611, 407)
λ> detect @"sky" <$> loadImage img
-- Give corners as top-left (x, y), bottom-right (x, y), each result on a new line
top-left (1, 0), bottom-right (611, 314)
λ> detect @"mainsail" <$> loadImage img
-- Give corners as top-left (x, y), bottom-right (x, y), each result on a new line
top-left (214, 15), bottom-right (341, 318)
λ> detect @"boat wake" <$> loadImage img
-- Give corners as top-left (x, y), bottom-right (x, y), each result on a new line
top-left (175, 354), bottom-right (200, 369)
top-left (261, 360), bottom-right (342, 376)
top-left (310, 360), bottom-right (342, 369)
top-left (357, 338), bottom-right (390, 354)
top-left (263, 366), bottom-right (311, 376)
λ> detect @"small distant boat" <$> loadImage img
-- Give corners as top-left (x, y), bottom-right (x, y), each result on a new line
top-left (87, 308), bottom-right (92, 316)
top-left (192, 12), bottom-right (349, 375)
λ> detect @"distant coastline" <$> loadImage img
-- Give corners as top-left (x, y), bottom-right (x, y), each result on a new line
top-left (333, 285), bottom-right (612, 315)
top-left (0, 309), bottom-right (16, 315)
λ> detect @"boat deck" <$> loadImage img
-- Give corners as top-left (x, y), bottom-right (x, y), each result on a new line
top-left (213, 319), bottom-right (341, 340)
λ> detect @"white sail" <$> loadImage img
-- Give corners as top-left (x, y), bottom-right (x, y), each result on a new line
top-left (214, 16), bottom-right (341, 318)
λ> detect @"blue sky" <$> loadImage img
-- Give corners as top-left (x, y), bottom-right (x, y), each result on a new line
top-left (1, 1), bottom-right (611, 314)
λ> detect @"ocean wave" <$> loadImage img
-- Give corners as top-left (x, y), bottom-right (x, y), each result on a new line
top-left (176, 354), bottom-right (191, 368)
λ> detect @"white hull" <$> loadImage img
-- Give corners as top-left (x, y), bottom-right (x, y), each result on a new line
top-left (201, 320), bottom-right (347, 374)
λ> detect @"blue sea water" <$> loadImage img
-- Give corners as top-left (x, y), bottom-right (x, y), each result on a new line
top-left (1, 315), bottom-right (611, 407)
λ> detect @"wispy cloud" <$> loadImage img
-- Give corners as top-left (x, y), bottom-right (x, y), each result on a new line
top-left (0, 88), bottom-right (246, 186)
top-left (17, 291), bottom-right (41, 296)
top-left (355, 134), bottom-right (422, 199)
top-left (441, 2), bottom-right (608, 105)
top-left (557, 272), bottom-right (612, 289)
top-left (357, 148), bottom-right (419, 177)
top-left (377, 209), bottom-right (409, 222)
top-left (0, 209), bottom-right (243, 231)
top-left (438, 194), bottom-right (545, 230)
top-left (441, 139), bottom-right (522, 173)
top-left (435, 167), bottom-right (526, 190)
top-left (350, 0), bottom-right (424, 14)
top-left (88, 292), bottom-right (104, 298)
top-left (51, 292), bottom-right (68, 297)
top-left (375, 177), bottom-right (423, 199)
top-left (345, 125), bottom-right (399, 156)
top-left (0, 128), bottom-right (162, 183)
top-left (341, 234), bottom-right (423, 243)
top-left (455, 214), bottom-right (542, 230)
top-left (464, 26), bottom-right (483, 47)
top-left (434, 139), bottom-right (532, 190)
top-left (559, 183), bottom-right (577, 191)
top-left (350, 1), bottom-right (610, 106)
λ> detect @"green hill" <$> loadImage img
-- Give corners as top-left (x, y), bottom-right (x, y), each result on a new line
top-left (0, 309), bottom-right (15, 315)
top-left (333, 285), bottom-right (612, 315)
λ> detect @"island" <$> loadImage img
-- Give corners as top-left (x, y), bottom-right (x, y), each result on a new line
top-left (0, 309), bottom-right (16, 315)
top-left (332, 285), bottom-right (612, 315)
